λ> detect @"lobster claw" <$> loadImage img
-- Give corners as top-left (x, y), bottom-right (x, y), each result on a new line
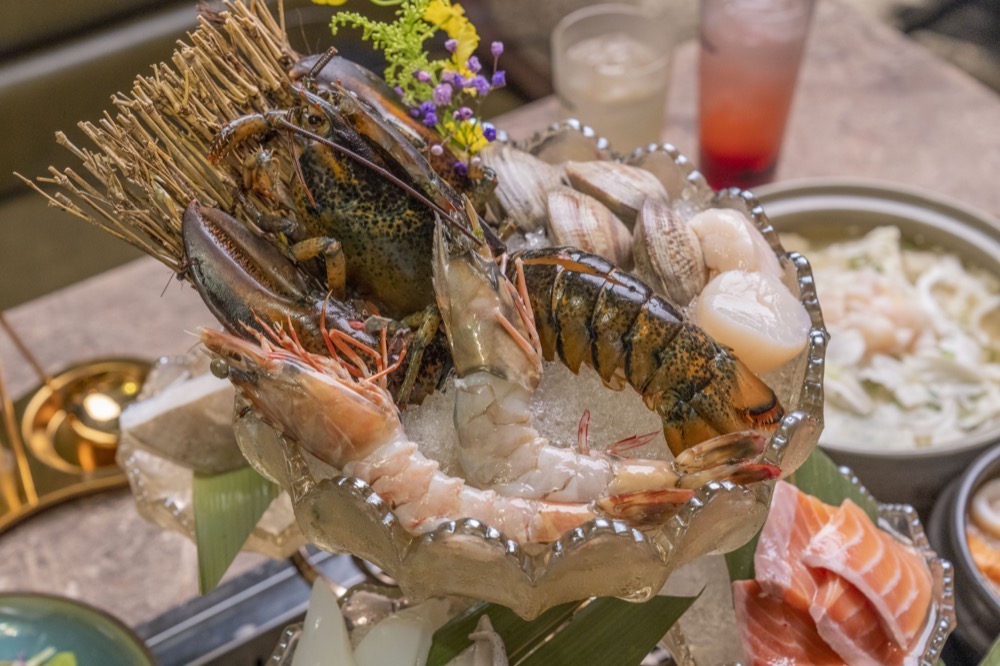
top-left (181, 200), bottom-right (373, 355)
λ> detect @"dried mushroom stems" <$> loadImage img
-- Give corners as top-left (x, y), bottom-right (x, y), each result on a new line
top-left (15, 0), bottom-right (300, 271)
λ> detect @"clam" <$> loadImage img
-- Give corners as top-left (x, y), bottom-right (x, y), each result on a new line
top-left (632, 197), bottom-right (708, 307)
top-left (564, 160), bottom-right (670, 229)
top-left (480, 143), bottom-right (563, 233)
top-left (546, 186), bottom-right (632, 268)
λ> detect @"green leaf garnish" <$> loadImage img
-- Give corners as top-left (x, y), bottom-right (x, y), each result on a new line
top-left (427, 600), bottom-right (582, 665)
top-left (518, 595), bottom-right (698, 666)
top-left (982, 633), bottom-right (1000, 666)
top-left (193, 466), bottom-right (278, 593)
top-left (0, 649), bottom-right (76, 666)
top-left (427, 594), bottom-right (697, 666)
top-left (42, 654), bottom-right (76, 666)
top-left (724, 534), bottom-right (759, 583)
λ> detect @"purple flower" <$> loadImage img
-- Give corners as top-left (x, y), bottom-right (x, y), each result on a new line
top-left (453, 106), bottom-right (474, 121)
top-left (441, 70), bottom-right (456, 84)
top-left (418, 100), bottom-right (437, 115)
top-left (423, 112), bottom-right (438, 127)
top-left (491, 70), bottom-right (507, 88)
top-left (445, 38), bottom-right (458, 53)
top-left (454, 161), bottom-right (468, 177)
top-left (467, 55), bottom-right (482, 73)
top-left (452, 74), bottom-right (468, 89)
top-left (471, 75), bottom-right (491, 96)
top-left (491, 41), bottom-right (504, 59)
top-left (433, 83), bottom-right (453, 106)
top-left (483, 124), bottom-right (497, 142)
top-left (409, 107), bottom-right (420, 118)
top-left (393, 86), bottom-right (404, 97)
top-left (430, 144), bottom-right (444, 156)
top-left (414, 70), bottom-right (431, 83)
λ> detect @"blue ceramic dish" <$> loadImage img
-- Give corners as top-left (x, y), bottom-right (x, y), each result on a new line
top-left (0, 593), bottom-right (155, 665)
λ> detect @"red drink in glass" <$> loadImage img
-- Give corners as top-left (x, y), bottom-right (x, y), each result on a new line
top-left (698, 0), bottom-right (815, 190)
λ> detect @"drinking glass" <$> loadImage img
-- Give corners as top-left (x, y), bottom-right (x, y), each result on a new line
top-left (551, 4), bottom-right (674, 152)
top-left (698, 0), bottom-right (815, 189)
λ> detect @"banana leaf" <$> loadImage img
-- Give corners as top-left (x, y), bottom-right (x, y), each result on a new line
top-left (427, 594), bottom-right (698, 666)
top-left (982, 634), bottom-right (1000, 666)
top-left (192, 466), bottom-right (278, 593)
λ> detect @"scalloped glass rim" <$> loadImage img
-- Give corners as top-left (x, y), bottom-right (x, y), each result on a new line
top-left (235, 121), bottom-right (829, 619)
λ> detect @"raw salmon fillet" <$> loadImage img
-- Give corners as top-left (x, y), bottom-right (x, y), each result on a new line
top-left (732, 579), bottom-right (844, 666)
top-left (755, 481), bottom-right (836, 611)
top-left (802, 499), bottom-right (933, 649)
top-left (810, 574), bottom-right (910, 666)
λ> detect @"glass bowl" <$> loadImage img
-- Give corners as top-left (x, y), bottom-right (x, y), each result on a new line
top-left (264, 474), bottom-right (953, 666)
top-left (232, 123), bottom-right (828, 619)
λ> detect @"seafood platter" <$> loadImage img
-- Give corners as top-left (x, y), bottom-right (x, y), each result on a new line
top-left (19, 0), bottom-right (960, 663)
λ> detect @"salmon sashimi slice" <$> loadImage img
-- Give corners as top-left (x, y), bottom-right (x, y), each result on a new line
top-left (732, 579), bottom-right (845, 666)
top-left (810, 574), bottom-right (912, 666)
top-left (801, 499), bottom-right (933, 649)
top-left (755, 480), bottom-right (837, 612)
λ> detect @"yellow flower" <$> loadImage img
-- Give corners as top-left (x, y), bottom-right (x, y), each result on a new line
top-left (423, 0), bottom-right (463, 29)
top-left (442, 118), bottom-right (488, 156)
top-left (424, 0), bottom-right (479, 70)
top-left (312, 0), bottom-right (349, 5)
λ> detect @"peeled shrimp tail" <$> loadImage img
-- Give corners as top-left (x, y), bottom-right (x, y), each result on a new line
top-left (343, 439), bottom-right (597, 543)
top-left (201, 326), bottom-right (597, 543)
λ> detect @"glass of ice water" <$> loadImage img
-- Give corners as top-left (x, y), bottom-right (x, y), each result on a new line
top-left (551, 3), bottom-right (674, 152)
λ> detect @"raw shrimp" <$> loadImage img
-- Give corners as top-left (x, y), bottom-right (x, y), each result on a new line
top-left (433, 219), bottom-right (780, 524)
top-left (201, 325), bottom-right (596, 543)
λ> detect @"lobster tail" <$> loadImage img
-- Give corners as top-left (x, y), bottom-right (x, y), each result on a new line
top-left (508, 247), bottom-right (784, 456)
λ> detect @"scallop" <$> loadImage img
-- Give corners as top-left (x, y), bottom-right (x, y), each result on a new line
top-left (694, 270), bottom-right (811, 374)
top-left (688, 208), bottom-right (784, 280)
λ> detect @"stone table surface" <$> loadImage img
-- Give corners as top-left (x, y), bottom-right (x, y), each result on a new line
top-left (1, 0), bottom-right (999, 639)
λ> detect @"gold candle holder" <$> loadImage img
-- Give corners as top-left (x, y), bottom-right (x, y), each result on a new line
top-left (0, 317), bottom-right (150, 533)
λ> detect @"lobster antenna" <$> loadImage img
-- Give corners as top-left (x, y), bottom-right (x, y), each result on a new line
top-left (307, 46), bottom-right (339, 81)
